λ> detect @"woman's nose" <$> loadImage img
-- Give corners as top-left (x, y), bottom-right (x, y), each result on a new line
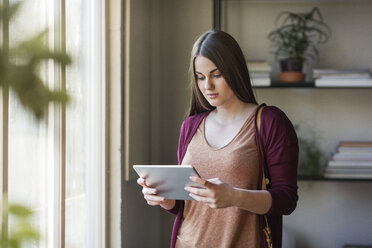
top-left (204, 77), bottom-right (214, 90)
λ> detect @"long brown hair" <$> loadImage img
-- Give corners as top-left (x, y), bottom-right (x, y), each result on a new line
top-left (188, 30), bottom-right (257, 116)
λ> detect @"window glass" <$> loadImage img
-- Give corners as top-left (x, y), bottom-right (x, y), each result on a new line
top-left (8, 0), bottom-right (53, 247)
top-left (65, 0), bottom-right (87, 247)
top-left (6, 0), bottom-right (104, 247)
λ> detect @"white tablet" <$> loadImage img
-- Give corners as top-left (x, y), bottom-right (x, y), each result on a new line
top-left (133, 165), bottom-right (201, 200)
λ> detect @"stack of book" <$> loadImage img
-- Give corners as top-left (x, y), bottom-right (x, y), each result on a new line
top-left (247, 60), bottom-right (271, 87)
top-left (324, 141), bottom-right (372, 179)
top-left (314, 68), bottom-right (372, 87)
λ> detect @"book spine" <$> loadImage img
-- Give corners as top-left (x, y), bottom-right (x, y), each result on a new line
top-left (339, 141), bottom-right (372, 147)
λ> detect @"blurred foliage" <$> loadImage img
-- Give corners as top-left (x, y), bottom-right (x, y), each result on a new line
top-left (0, 2), bottom-right (71, 120)
top-left (1, 197), bottom-right (40, 248)
top-left (1, 2), bottom-right (72, 247)
top-left (296, 124), bottom-right (327, 179)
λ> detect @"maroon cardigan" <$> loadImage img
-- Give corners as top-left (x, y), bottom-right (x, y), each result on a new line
top-left (166, 104), bottom-right (299, 248)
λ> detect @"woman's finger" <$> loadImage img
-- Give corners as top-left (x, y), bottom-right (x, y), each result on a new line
top-left (207, 178), bottom-right (222, 184)
top-left (142, 187), bottom-right (157, 195)
top-left (144, 194), bottom-right (165, 202)
top-left (184, 186), bottom-right (209, 197)
top-left (190, 176), bottom-right (215, 189)
top-left (208, 203), bottom-right (217, 209)
top-left (137, 177), bottom-right (147, 187)
top-left (189, 193), bottom-right (214, 204)
top-left (147, 200), bottom-right (162, 206)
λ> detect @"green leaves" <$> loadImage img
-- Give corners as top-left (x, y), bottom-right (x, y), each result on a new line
top-left (8, 204), bottom-right (33, 217)
top-left (0, 2), bottom-right (71, 120)
top-left (15, 30), bottom-right (71, 66)
top-left (0, 2), bottom-right (21, 22)
top-left (0, 2), bottom-right (72, 246)
top-left (295, 125), bottom-right (327, 179)
top-left (268, 7), bottom-right (331, 61)
top-left (1, 198), bottom-right (41, 248)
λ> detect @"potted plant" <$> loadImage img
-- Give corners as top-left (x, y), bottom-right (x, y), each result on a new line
top-left (268, 7), bottom-right (331, 82)
top-left (297, 133), bottom-right (327, 179)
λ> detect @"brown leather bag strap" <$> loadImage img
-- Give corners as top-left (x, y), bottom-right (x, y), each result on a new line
top-left (256, 105), bottom-right (271, 190)
top-left (256, 104), bottom-right (273, 248)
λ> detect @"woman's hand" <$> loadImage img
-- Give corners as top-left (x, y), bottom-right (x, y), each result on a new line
top-left (137, 177), bottom-right (175, 209)
top-left (184, 176), bottom-right (236, 209)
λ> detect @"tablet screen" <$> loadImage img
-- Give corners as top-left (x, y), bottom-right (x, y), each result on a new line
top-left (133, 165), bottom-right (201, 200)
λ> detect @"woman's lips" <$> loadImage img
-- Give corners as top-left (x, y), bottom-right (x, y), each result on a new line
top-left (207, 93), bottom-right (218, 99)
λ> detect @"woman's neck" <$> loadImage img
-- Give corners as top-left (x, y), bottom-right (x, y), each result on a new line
top-left (212, 101), bottom-right (256, 125)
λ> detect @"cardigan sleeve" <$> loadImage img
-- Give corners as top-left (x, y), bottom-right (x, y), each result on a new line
top-left (261, 106), bottom-right (299, 216)
top-left (165, 199), bottom-right (183, 215)
top-left (177, 120), bottom-right (187, 165)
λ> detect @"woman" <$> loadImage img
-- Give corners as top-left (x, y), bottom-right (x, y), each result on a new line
top-left (137, 30), bottom-right (298, 248)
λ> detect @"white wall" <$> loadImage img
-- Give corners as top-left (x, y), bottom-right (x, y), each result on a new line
top-left (284, 181), bottom-right (372, 248)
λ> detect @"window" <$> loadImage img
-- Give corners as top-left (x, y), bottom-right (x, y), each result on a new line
top-left (1, 0), bottom-right (107, 247)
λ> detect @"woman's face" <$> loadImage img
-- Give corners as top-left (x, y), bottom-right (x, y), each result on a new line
top-left (194, 56), bottom-right (238, 108)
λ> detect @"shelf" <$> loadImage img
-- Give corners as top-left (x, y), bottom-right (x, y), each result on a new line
top-left (298, 176), bottom-right (372, 182)
top-left (253, 81), bottom-right (372, 89)
top-left (221, 0), bottom-right (371, 3)
top-left (255, 81), bottom-right (314, 88)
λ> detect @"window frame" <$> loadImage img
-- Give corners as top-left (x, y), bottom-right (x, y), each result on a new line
top-left (0, 0), bottom-right (111, 247)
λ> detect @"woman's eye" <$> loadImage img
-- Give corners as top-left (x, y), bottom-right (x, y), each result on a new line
top-left (197, 76), bottom-right (205, 80)
top-left (214, 74), bottom-right (222, 78)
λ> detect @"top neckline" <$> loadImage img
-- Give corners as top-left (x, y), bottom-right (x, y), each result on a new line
top-left (202, 105), bottom-right (258, 151)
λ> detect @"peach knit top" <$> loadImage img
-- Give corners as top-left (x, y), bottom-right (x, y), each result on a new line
top-left (176, 107), bottom-right (260, 248)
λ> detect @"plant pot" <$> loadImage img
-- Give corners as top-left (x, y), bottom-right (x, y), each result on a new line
top-left (279, 72), bottom-right (305, 82)
top-left (280, 58), bottom-right (303, 72)
top-left (279, 58), bottom-right (305, 82)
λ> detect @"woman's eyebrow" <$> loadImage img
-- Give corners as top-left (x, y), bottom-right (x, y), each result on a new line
top-left (195, 68), bottom-right (218, 74)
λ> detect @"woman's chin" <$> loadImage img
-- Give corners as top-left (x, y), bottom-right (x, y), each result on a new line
top-left (207, 101), bottom-right (218, 107)
top-left (206, 98), bottom-right (220, 106)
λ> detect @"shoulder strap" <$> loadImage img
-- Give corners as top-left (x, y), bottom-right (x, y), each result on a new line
top-left (256, 105), bottom-right (274, 248)
top-left (256, 105), bottom-right (271, 190)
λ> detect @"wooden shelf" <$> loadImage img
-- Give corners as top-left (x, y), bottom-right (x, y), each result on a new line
top-left (220, 0), bottom-right (372, 4)
top-left (253, 81), bottom-right (372, 89)
top-left (298, 176), bottom-right (372, 182)
top-left (255, 81), bottom-right (315, 88)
